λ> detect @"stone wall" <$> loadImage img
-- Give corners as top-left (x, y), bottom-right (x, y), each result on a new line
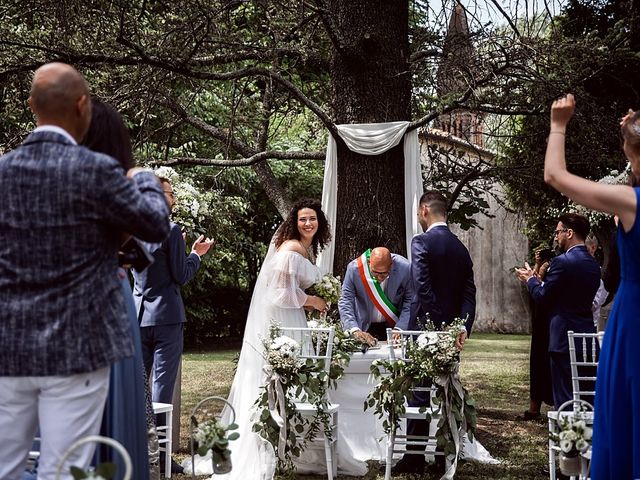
top-left (450, 187), bottom-right (531, 333)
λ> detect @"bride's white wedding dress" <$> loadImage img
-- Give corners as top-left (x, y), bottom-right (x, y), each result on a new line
top-left (183, 242), bottom-right (322, 479)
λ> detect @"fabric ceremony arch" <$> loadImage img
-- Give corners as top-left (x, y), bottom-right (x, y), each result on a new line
top-left (317, 121), bottom-right (423, 274)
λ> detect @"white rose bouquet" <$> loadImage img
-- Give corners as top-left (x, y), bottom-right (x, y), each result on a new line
top-left (306, 274), bottom-right (341, 320)
top-left (551, 414), bottom-right (593, 455)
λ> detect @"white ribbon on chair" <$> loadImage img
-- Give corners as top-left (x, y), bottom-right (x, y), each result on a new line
top-left (263, 365), bottom-right (288, 460)
top-left (317, 121), bottom-right (423, 274)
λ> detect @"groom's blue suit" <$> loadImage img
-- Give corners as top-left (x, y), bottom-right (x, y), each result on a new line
top-left (399, 224), bottom-right (476, 332)
top-left (339, 253), bottom-right (413, 332)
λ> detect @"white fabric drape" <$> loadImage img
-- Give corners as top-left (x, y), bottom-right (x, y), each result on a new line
top-left (317, 121), bottom-right (423, 274)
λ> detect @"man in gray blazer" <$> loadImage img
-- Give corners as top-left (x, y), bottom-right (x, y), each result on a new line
top-left (132, 177), bottom-right (212, 471)
top-left (0, 63), bottom-right (170, 480)
top-left (339, 247), bottom-right (413, 342)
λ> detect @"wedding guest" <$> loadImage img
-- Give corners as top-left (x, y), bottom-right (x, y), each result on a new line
top-left (585, 234), bottom-right (608, 328)
top-left (339, 247), bottom-right (413, 342)
top-left (0, 63), bottom-right (169, 480)
top-left (393, 190), bottom-right (476, 475)
top-left (132, 177), bottom-right (213, 474)
top-left (519, 246), bottom-right (554, 421)
top-left (183, 198), bottom-right (345, 478)
top-left (541, 95), bottom-right (640, 479)
top-left (516, 213), bottom-right (599, 409)
top-left (82, 99), bottom-right (152, 480)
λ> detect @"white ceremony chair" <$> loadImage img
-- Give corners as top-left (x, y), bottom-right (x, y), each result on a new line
top-left (279, 326), bottom-right (339, 480)
top-left (547, 331), bottom-right (600, 480)
top-left (383, 328), bottom-right (451, 480)
top-left (153, 401), bottom-right (174, 479)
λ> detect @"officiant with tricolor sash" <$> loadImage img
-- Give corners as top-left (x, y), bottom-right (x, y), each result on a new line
top-left (338, 247), bottom-right (413, 342)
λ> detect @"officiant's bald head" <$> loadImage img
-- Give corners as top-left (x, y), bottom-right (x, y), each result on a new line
top-left (370, 247), bottom-right (392, 281)
top-left (29, 62), bottom-right (92, 142)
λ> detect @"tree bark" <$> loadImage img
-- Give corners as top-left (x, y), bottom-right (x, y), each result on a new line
top-left (327, 0), bottom-right (412, 276)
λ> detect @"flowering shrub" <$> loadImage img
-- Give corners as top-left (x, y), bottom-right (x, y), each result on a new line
top-left (154, 166), bottom-right (215, 232)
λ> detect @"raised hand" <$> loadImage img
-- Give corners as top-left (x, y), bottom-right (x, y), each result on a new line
top-left (192, 234), bottom-right (214, 256)
top-left (550, 94), bottom-right (576, 130)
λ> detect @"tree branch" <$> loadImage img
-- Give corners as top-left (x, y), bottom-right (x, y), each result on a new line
top-left (159, 150), bottom-right (324, 167)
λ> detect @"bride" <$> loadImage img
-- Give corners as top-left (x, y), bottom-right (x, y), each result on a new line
top-left (184, 199), bottom-right (331, 479)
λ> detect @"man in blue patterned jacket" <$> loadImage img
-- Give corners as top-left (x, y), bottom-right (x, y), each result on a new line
top-left (0, 63), bottom-right (170, 480)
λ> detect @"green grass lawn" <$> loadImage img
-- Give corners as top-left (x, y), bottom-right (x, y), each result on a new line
top-left (173, 333), bottom-right (553, 479)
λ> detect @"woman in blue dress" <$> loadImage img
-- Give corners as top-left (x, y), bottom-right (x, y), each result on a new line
top-left (82, 100), bottom-right (151, 480)
top-left (542, 94), bottom-right (640, 478)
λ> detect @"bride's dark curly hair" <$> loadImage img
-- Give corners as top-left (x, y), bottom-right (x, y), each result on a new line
top-left (273, 198), bottom-right (331, 257)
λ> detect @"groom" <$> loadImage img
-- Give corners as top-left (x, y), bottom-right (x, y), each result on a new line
top-left (394, 190), bottom-right (476, 475)
top-left (339, 247), bottom-right (413, 343)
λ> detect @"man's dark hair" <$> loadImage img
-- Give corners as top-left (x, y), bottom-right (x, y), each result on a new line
top-left (558, 213), bottom-right (590, 240)
top-left (419, 190), bottom-right (448, 217)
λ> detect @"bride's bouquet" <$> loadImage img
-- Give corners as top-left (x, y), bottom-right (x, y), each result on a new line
top-left (306, 273), bottom-right (341, 320)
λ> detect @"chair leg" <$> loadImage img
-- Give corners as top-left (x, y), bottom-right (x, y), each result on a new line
top-left (324, 435), bottom-right (333, 480)
top-left (165, 409), bottom-right (173, 479)
top-left (549, 417), bottom-right (556, 480)
top-left (385, 431), bottom-right (395, 480)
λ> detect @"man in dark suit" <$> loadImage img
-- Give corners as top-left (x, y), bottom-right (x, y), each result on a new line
top-left (132, 177), bottom-right (212, 472)
top-left (0, 63), bottom-right (170, 479)
top-left (517, 213), bottom-right (600, 409)
top-left (339, 247), bottom-right (413, 342)
top-left (392, 190), bottom-right (476, 474)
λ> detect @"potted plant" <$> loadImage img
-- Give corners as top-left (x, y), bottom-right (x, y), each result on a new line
top-left (550, 410), bottom-right (593, 476)
top-left (192, 417), bottom-right (239, 474)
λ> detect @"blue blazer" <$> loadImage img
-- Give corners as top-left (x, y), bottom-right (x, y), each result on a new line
top-left (403, 225), bottom-right (476, 332)
top-left (338, 254), bottom-right (413, 331)
top-left (133, 223), bottom-right (201, 326)
top-left (527, 245), bottom-right (600, 353)
top-left (0, 130), bottom-right (170, 376)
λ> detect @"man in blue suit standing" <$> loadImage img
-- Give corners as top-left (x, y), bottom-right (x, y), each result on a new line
top-left (339, 247), bottom-right (413, 343)
top-left (516, 213), bottom-right (600, 409)
top-left (132, 177), bottom-right (213, 472)
top-left (392, 190), bottom-right (476, 475)
top-left (0, 63), bottom-right (170, 480)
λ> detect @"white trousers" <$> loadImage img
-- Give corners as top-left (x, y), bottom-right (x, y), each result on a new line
top-left (0, 367), bottom-right (110, 480)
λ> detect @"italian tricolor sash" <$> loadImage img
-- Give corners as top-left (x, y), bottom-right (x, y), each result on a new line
top-left (356, 249), bottom-right (399, 327)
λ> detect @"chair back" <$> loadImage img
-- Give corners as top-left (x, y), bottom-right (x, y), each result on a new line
top-left (279, 326), bottom-right (335, 377)
top-left (385, 328), bottom-right (451, 400)
top-left (567, 330), bottom-right (600, 406)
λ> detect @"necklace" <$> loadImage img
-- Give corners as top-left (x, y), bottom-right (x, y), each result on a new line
top-left (305, 244), bottom-right (316, 263)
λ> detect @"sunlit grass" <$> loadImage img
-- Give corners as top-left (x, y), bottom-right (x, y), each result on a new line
top-left (174, 334), bottom-right (552, 479)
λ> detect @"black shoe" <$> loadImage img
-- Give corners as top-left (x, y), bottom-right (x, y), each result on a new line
top-left (516, 410), bottom-right (541, 421)
top-left (390, 455), bottom-right (425, 475)
top-left (160, 457), bottom-right (184, 474)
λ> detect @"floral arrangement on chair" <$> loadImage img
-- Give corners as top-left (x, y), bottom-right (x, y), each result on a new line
top-left (366, 317), bottom-right (477, 475)
top-left (70, 464), bottom-right (116, 480)
top-left (253, 324), bottom-right (333, 478)
top-left (550, 403), bottom-right (593, 476)
top-left (191, 415), bottom-right (239, 474)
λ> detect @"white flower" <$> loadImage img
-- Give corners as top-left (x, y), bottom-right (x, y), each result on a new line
top-left (575, 438), bottom-right (589, 452)
top-left (155, 166), bottom-right (179, 181)
top-left (559, 439), bottom-right (574, 453)
top-left (417, 332), bottom-right (439, 349)
top-left (583, 427), bottom-right (593, 441)
top-left (307, 320), bottom-right (319, 328)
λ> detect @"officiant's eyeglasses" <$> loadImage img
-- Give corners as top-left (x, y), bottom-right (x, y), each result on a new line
top-left (371, 269), bottom-right (390, 279)
top-left (553, 228), bottom-right (570, 237)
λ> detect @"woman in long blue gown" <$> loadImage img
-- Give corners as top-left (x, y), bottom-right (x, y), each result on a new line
top-left (83, 100), bottom-right (150, 480)
top-left (541, 95), bottom-right (640, 478)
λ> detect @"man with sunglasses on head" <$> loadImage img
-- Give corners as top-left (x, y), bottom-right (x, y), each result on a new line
top-left (339, 246), bottom-right (413, 345)
top-left (516, 213), bottom-right (600, 410)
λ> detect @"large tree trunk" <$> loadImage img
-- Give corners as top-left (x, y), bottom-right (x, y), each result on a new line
top-left (328, 0), bottom-right (412, 276)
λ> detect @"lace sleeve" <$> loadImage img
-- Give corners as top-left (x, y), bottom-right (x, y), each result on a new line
top-left (267, 252), bottom-right (309, 309)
